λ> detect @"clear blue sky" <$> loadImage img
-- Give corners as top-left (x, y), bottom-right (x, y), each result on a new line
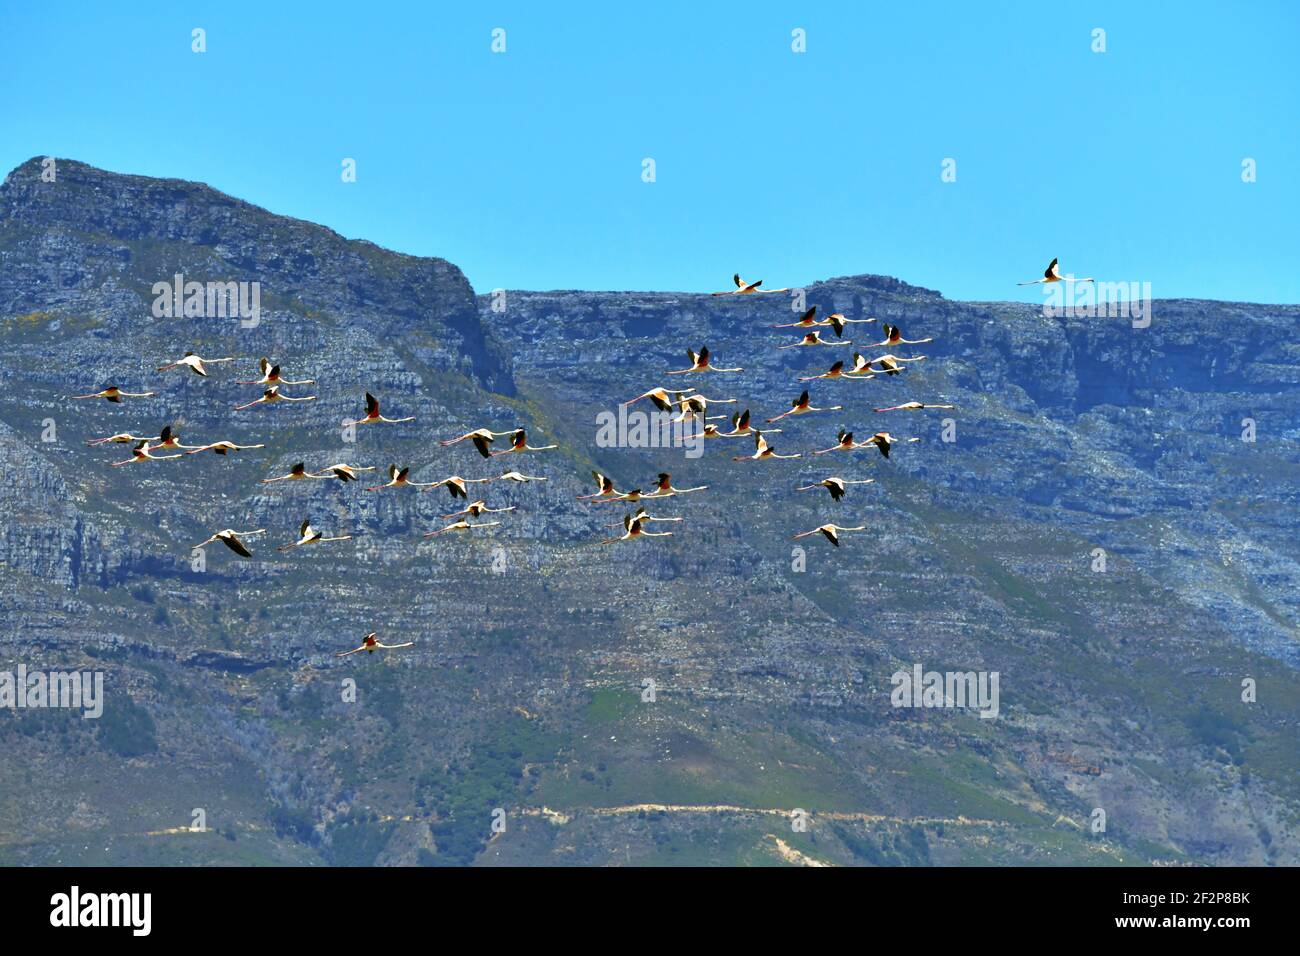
top-left (3, 1), bottom-right (1297, 302)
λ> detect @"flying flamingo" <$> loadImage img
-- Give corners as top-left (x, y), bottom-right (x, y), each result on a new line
top-left (234, 386), bottom-right (316, 411)
top-left (489, 429), bottom-right (557, 457)
top-left (608, 507), bottom-right (682, 528)
top-left (874, 401), bottom-right (955, 413)
top-left (812, 428), bottom-right (876, 455)
top-left (86, 430), bottom-right (161, 446)
top-left (777, 330), bottom-right (851, 350)
top-left (336, 632), bottom-right (414, 657)
top-left (424, 475), bottom-right (494, 499)
top-left (866, 354), bottom-right (923, 375)
top-left (863, 432), bottom-right (920, 459)
top-left (578, 471), bottom-right (620, 500)
top-left (110, 441), bottom-right (183, 466)
top-left (366, 465), bottom-right (433, 491)
top-left (795, 477), bottom-right (876, 501)
top-left (621, 387), bottom-right (697, 410)
top-left (443, 500), bottom-right (516, 519)
top-left (423, 519), bottom-right (502, 537)
top-left (308, 463), bottom-right (376, 483)
top-left (237, 358), bottom-right (315, 386)
top-left (766, 390), bottom-right (842, 423)
top-left (672, 394), bottom-right (738, 424)
top-left (151, 426), bottom-right (187, 450)
top-left (1018, 257), bottom-right (1094, 286)
top-left (72, 386), bottom-right (155, 404)
top-left (666, 346), bottom-right (743, 374)
top-left (793, 523), bottom-right (870, 547)
top-left (866, 324), bottom-right (933, 348)
top-left (192, 528), bottom-right (267, 558)
top-left (261, 462), bottom-right (311, 483)
top-left (183, 440), bottom-right (267, 456)
top-left (278, 520), bottom-right (353, 551)
top-left (440, 427), bottom-right (522, 448)
top-left (717, 409), bottom-right (780, 438)
top-left (601, 514), bottom-right (674, 544)
top-left (491, 471), bottom-right (548, 484)
top-left (345, 392), bottom-right (414, 426)
top-left (733, 432), bottom-right (800, 462)
top-left (591, 487), bottom-right (647, 504)
top-left (773, 306), bottom-right (821, 329)
top-left (711, 273), bottom-right (789, 296)
top-left (643, 472), bottom-right (708, 498)
top-left (799, 360), bottom-right (873, 382)
top-left (156, 352), bottom-right (236, 377)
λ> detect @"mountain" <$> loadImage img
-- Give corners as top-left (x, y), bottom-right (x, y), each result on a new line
top-left (1, 157), bottom-right (1296, 867)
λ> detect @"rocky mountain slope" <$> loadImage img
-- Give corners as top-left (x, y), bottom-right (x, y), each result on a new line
top-left (1, 158), bottom-right (1296, 866)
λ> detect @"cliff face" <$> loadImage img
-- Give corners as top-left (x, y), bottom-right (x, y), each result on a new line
top-left (0, 160), bottom-right (1297, 868)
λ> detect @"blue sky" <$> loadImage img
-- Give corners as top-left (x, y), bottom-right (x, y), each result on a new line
top-left (3, 1), bottom-right (1297, 302)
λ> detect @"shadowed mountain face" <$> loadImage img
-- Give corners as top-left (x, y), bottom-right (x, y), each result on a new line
top-left (1, 158), bottom-right (1296, 867)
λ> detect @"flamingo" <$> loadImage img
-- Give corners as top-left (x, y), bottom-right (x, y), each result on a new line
top-left (489, 429), bottom-right (557, 457)
top-left (308, 463), bottom-right (376, 483)
top-left (234, 386), bottom-right (316, 411)
top-left (156, 352), bottom-right (236, 377)
top-left (193, 528), bottom-right (267, 558)
top-left (672, 394), bottom-right (737, 424)
top-left (578, 471), bottom-right (620, 500)
top-left (278, 520), bottom-right (353, 551)
top-left (863, 432), bottom-right (920, 459)
top-left (666, 346), bottom-right (743, 374)
top-left (150, 425), bottom-right (187, 450)
top-left (609, 507), bottom-right (682, 527)
top-left (110, 441), bottom-right (183, 466)
top-left (236, 358), bottom-right (315, 386)
top-left (366, 465), bottom-right (433, 491)
top-left (1018, 257), bottom-right (1094, 286)
top-left (793, 523), bottom-right (870, 547)
top-left (643, 472), bottom-right (708, 498)
top-left (621, 387), bottom-right (696, 410)
top-left (811, 428), bottom-right (876, 455)
top-left (592, 488), bottom-right (646, 504)
top-left (799, 360), bottom-right (873, 382)
top-left (336, 632), bottom-right (414, 657)
top-left (183, 440), bottom-right (267, 456)
top-left (86, 430), bottom-right (160, 446)
top-left (443, 500), bottom-right (516, 519)
top-left (866, 324), bottom-right (933, 348)
top-left (423, 519), bottom-right (502, 537)
top-left (733, 431), bottom-right (800, 462)
top-left (260, 462), bottom-right (311, 483)
top-left (796, 477), bottom-right (876, 501)
top-left (866, 354), bottom-right (922, 376)
top-left (345, 392), bottom-right (414, 426)
top-left (773, 306), bottom-right (821, 329)
top-left (424, 475), bottom-right (493, 499)
top-left (777, 330), bottom-right (851, 350)
top-left (492, 471), bottom-right (548, 484)
top-left (824, 312), bottom-right (876, 329)
top-left (717, 409), bottom-right (780, 438)
top-left (711, 273), bottom-right (789, 296)
top-left (72, 386), bottom-right (155, 404)
top-left (766, 390), bottom-right (842, 423)
top-left (440, 427), bottom-right (522, 448)
top-left (601, 514), bottom-right (674, 544)
top-left (874, 401), bottom-right (955, 413)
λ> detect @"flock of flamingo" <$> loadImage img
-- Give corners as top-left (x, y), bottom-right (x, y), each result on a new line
top-left (71, 259), bottom-right (1088, 654)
